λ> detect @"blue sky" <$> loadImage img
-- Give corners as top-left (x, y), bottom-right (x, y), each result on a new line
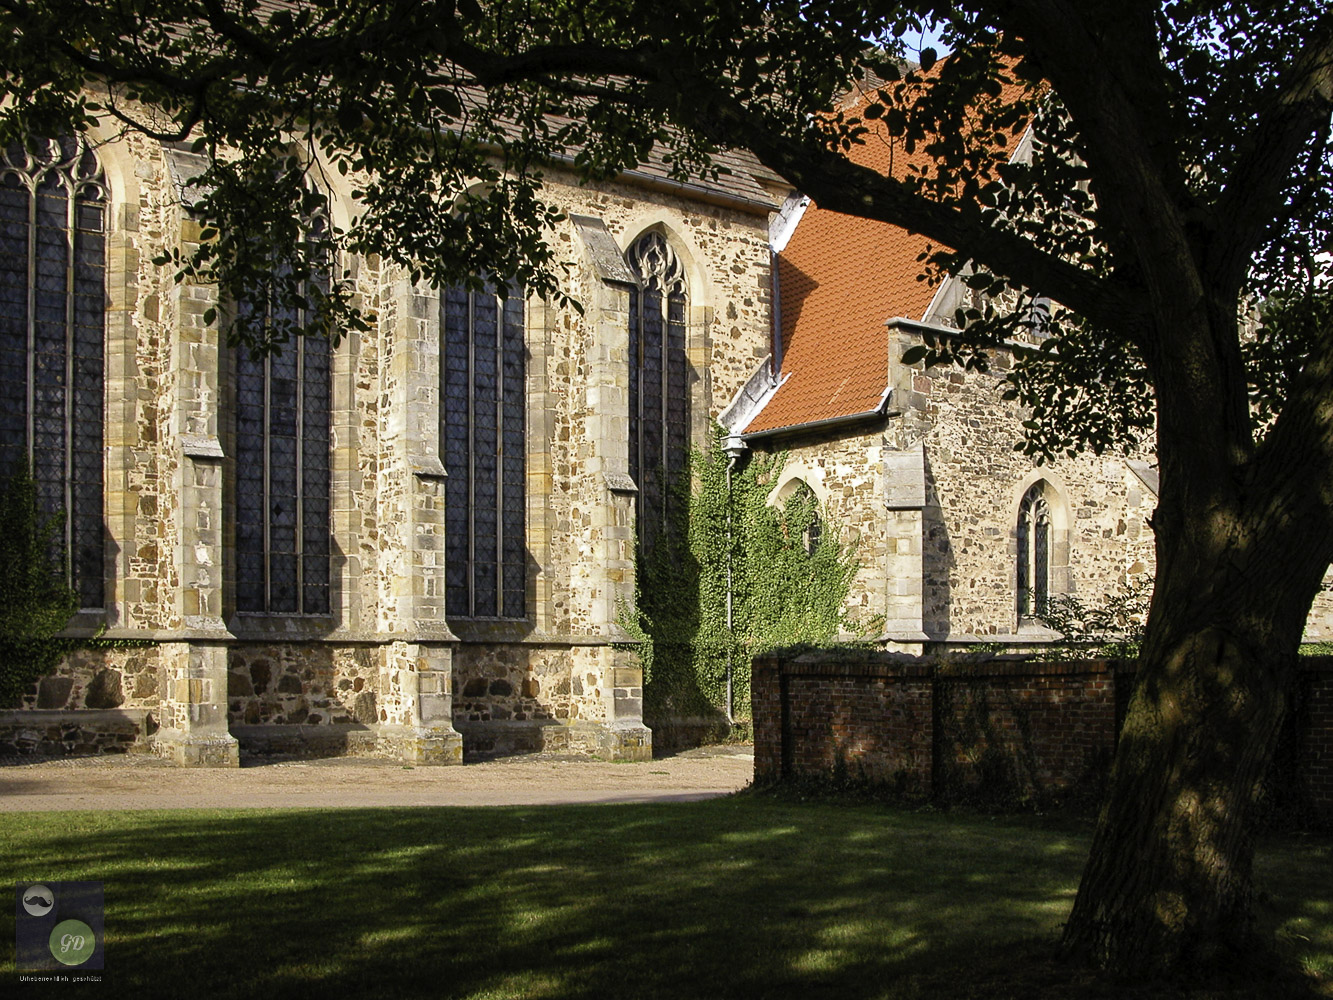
top-left (901, 20), bottom-right (952, 58)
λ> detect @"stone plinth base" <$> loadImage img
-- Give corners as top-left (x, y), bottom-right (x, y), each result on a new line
top-left (593, 722), bottom-right (652, 761)
top-left (0, 709), bottom-right (156, 758)
top-left (376, 724), bottom-right (464, 765)
top-left (152, 731), bottom-right (240, 767)
top-left (231, 724), bottom-right (379, 760)
top-left (457, 719), bottom-right (653, 760)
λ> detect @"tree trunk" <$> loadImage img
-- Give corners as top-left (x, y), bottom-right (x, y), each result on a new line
top-left (1060, 483), bottom-right (1328, 976)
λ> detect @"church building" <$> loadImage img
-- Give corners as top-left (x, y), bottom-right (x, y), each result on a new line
top-left (0, 125), bottom-right (784, 763)
top-left (6, 90), bottom-right (1330, 765)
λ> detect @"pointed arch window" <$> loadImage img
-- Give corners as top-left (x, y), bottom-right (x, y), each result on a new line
top-left (627, 231), bottom-right (689, 554)
top-left (233, 212), bottom-right (332, 615)
top-left (784, 481), bottom-right (822, 555)
top-left (441, 280), bottom-right (526, 620)
top-left (1017, 483), bottom-right (1051, 620)
top-left (0, 138), bottom-right (106, 609)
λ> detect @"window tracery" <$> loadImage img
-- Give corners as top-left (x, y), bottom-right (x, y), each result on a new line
top-left (627, 231), bottom-right (688, 554)
top-left (233, 211), bottom-right (332, 615)
top-left (1017, 482), bottom-right (1052, 620)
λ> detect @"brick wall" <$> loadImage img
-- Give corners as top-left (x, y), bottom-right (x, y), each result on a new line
top-left (779, 660), bottom-right (934, 793)
top-left (754, 652), bottom-right (1333, 823)
top-left (933, 660), bottom-right (1123, 804)
top-left (1299, 661), bottom-right (1333, 814)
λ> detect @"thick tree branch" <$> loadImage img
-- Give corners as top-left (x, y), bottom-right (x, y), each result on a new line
top-left (1209, 10), bottom-right (1333, 293)
top-left (669, 83), bottom-right (1150, 335)
top-left (527, 61), bottom-right (1146, 332)
top-left (983, 0), bottom-right (1194, 241)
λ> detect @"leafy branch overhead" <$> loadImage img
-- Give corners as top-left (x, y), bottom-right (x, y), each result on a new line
top-left (2, 2), bottom-right (1327, 452)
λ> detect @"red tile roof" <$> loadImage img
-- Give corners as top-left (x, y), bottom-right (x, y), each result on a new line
top-left (745, 79), bottom-right (1021, 435)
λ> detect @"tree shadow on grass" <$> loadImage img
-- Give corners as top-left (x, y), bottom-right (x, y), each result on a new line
top-left (1, 801), bottom-right (1327, 999)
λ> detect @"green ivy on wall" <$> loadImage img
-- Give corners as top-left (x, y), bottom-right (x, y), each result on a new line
top-left (622, 429), bottom-right (868, 724)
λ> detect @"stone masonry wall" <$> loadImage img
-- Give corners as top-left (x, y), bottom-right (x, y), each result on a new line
top-left (1301, 579), bottom-right (1333, 640)
top-left (12, 645), bottom-right (162, 714)
top-left (536, 172), bottom-right (775, 640)
top-left (440, 168), bottom-right (775, 754)
top-left (226, 644), bottom-right (381, 728)
top-left (752, 434), bottom-right (895, 635)
top-left (1, 645), bottom-right (162, 757)
top-left (890, 337), bottom-right (1157, 638)
top-left (753, 333), bottom-right (1158, 643)
top-left (3, 123), bottom-right (777, 762)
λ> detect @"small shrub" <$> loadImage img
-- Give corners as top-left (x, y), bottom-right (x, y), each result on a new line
top-left (0, 463), bottom-right (78, 706)
top-left (1036, 578), bottom-right (1151, 658)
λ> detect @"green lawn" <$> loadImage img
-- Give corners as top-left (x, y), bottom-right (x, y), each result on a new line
top-left (1, 797), bottom-right (1328, 999)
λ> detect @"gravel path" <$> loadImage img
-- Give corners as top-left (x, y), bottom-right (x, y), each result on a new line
top-left (0, 745), bottom-right (755, 811)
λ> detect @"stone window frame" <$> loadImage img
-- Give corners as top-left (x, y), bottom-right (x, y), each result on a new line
top-left (1011, 472), bottom-right (1072, 628)
top-left (0, 136), bottom-right (109, 613)
top-left (402, 271), bottom-right (538, 639)
top-left (769, 467), bottom-right (829, 556)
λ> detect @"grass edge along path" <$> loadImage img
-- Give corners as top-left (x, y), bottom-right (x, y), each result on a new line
top-left (1, 798), bottom-right (1328, 1000)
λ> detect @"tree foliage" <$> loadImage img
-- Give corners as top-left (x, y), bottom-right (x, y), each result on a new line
top-left (1, 2), bottom-right (1325, 441)
top-left (1036, 578), bottom-right (1153, 660)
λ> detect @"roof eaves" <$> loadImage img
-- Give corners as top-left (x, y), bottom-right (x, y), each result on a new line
top-left (741, 381), bottom-right (893, 441)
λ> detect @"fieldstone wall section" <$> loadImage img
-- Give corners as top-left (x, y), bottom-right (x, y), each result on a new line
top-left (0, 710), bottom-right (156, 757)
top-left (754, 651), bottom-right (1333, 823)
top-left (748, 331), bottom-right (1157, 646)
top-left (11, 646), bottom-right (161, 714)
top-left (227, 644), bottom-right (380, 727)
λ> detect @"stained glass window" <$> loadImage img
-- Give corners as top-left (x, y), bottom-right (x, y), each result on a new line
top-left (0, 137), bottom-right (106, 609)
top-left (1017, 483), bottom-right (1051, 620)
top-left (233, 215), bottom-right (331, 615)
top-left (441, 281), bottom-right (526, 619)
top-left (627, 232), bottom-right (688, 554)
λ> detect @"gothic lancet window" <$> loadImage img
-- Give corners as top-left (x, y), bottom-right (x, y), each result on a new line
top-left (441, 281), bottom-right (526, 619)
top-left (627, 231), bottom-right (688, 554)
top-left (0, 138), bottom-right (106, 609)
top-left (233, 213), bottom-right (332, 615)
top-left (790, 481), bottom-right (823, 556)
top-left (1017, 483), bottom-right (1052, 620)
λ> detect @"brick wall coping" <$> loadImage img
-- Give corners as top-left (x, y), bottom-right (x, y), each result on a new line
top-left (763, 651), bottom-right (1333, 680)
top-left (765, 653), bottom-right (1125, 679)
